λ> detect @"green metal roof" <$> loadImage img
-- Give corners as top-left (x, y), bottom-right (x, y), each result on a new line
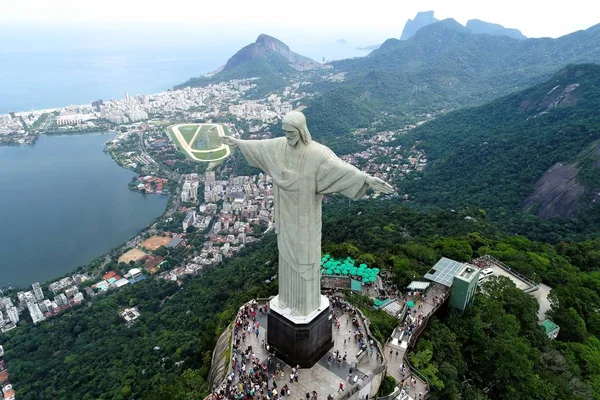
top-left (540, 319), bottom-right (559, 334)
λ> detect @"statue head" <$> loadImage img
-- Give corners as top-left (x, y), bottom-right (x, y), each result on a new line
top-left (282, 110), bottom-right (312, 146)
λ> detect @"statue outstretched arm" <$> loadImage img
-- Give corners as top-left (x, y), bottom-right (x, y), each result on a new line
top-left (220, 136), bottom-right (238, 147)
top-left (365, 176), bottom-right (395, 194)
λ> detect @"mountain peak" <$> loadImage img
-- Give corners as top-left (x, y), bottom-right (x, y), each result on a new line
top-left (412, 18), bottom-right (470, 39)
top-left (400, 10), bottom-right (439, 40)
top-left (255, 34), bottom-right (290, 51)
top-left (223, 34), bottom-right (316, 72)
top-left (466, 19), bottom-right (527, 39)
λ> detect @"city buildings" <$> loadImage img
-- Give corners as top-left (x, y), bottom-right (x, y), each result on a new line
top-left (32, 282), bottom-right (44, 302)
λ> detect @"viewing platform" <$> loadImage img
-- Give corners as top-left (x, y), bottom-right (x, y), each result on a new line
top-left (209, 297), bottom-right (388, 400)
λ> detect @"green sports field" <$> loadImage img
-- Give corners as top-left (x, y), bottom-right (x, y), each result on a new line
top-left (177, 125), bottom-right (199, 145)
top-left (168, 123), bottom-right (230, 162)
top-left (194, 125), bottom-right (222, 151)
top-left (191, 148), bottom-right (228, 160)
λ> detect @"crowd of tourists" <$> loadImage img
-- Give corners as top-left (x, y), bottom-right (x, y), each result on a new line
top-left (210, 300), bottom-right (324, 400)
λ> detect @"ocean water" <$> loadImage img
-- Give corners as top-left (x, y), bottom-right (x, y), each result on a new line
top-left (0, 45), bottom-right (232, 114)
top-left (0, 26), bottom-right (372, 114)
top-left (0, 133), bottom-right (168, 288)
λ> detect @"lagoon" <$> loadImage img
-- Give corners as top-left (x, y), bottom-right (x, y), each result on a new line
top-left (0, 133), bottom-right (168, 288)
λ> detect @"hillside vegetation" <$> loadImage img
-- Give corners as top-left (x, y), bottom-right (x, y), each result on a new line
top-left (324, 20), bottom-right (600, 116)
top-left (4, 203), bottom-right (600, 399)
top-left (395, 64), bottom-right (600, 242)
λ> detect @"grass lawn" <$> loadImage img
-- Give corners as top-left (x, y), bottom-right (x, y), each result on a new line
top-left (177, 124), bottom-right (200, 144)
top-left (167, 127), bottom-right (195, 161)
top-left (193, 125), bottom-right (222, 151)
top-left (191, 148), bottom-right (228, 160)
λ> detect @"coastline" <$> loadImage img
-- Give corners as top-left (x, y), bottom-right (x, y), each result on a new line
top-left (0, 131), bottom-right (171, 292)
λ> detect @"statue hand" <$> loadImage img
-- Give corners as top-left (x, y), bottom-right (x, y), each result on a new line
top-left (220, 136), bottom-right (238, 147)
top-left (366, 176), bottom-right (394, 194)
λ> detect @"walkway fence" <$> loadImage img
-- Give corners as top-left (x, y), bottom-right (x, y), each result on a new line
top-left (407, 288), bottom-right (450, 348)
top-left (479, 255), bottom-right (539, 293)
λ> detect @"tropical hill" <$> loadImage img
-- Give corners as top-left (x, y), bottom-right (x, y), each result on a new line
top-left (328, 19), bottom-right (600, 115)
top-left (175, 34), bottom-right (318, 97)
top-left (223, 34), bottom-right (316, 72)
top-left (465, 19), bottom-right (527, 39)
top-left (395, 63), bottom-right (600, 242)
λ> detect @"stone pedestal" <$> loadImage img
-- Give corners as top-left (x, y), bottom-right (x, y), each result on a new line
top-left (267, 295), bottom-right (333, 368)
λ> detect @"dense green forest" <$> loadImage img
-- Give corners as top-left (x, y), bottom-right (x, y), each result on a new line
top-left (323, 201), bottom-right (600, 399)
top-left (3, 202), bottom-right (600, 399)
top-left (393, 64), bottom-right (600, 242)
top-left (1, 236), bottom-right (279, 400)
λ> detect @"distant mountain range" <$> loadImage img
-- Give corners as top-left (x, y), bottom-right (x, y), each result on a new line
top-left (327, 19), bottom-right (600, 118)
top-left (400, 11), bottom-right (527, 41)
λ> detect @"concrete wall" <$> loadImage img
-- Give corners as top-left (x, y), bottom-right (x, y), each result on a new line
top-left (338, 364), bottom-right (387, 400)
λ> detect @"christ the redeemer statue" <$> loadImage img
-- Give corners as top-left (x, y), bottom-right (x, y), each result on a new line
top-left (221, 110), bottom-right (393, 317)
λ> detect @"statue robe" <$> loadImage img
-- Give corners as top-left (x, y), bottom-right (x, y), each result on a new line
top-left (237, 137), bottom-right (369, 316)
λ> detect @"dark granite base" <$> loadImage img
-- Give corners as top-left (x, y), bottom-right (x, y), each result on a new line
top-left (267, 306), bottom-right (333, 368)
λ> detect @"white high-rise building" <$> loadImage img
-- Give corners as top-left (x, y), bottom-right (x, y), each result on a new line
top-left (6, 306), bottom-right (19, 324)
top-left (181, 182), bottom-right (191, 202)
top-left (205, 171), bottom-right (216, 184)
top-left (32, 282), bottom-right (44, 301)
top-left (55, 293), bottom-right (68, 306)
top-left (39, 299), bottom-right (53, 313)
top-left (1, 297), bottom-right (13, 309)
top-left (28, 303), bottom-right (46, 324)
top-left (65, 286), bottom-right (79, 299)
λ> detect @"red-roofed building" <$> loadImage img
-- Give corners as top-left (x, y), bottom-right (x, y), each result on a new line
top-left (103, 271), bottom-right (118, 280)
top-left (144, 256), bottom-right (164, 270)
top-left (0, 370), bottom-right (8, 384)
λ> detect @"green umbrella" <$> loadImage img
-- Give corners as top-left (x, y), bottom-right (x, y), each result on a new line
top-left (359, 263), bottom-right (367, 269)
top-left (407, 301), bottom-right (415, 307)
top-left (372, 268), bottom-right (380, 274)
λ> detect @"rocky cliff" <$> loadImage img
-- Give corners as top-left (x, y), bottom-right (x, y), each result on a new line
top-left (223, 34), bottom-right (316, 72)
top-left (400, 11), bottom-right (439, 40)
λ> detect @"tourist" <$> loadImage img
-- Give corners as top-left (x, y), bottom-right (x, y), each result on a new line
top-left (339, 382), bottom-right (345, 392)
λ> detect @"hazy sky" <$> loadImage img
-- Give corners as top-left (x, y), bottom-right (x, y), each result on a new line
top-left (2, 0), bottom-right (598, 42)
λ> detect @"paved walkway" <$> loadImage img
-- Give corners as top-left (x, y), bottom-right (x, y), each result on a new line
top-left (227, 304), bottom-right (384, 400)
top-left (381, 284), bottom-right (448, 399)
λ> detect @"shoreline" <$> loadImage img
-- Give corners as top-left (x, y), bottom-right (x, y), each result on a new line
top-left (0, 131), bottom-right (172, 292)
